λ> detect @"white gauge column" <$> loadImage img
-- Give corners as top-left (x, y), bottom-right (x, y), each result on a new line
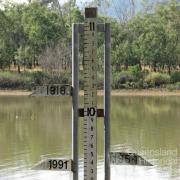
top-left (83, 8), bottom-right (98, 180)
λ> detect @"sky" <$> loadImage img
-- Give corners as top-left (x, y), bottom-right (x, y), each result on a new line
top-left (5, 0), bottom-right (144, 7)
top-left (1, 0), bottom-right (144, 19)
top-left (3, 0), bottom-right (174, 19)
top-left (8, 0), bottom-right (142, 11)
top-left (9, 0), bottom-right (89, 5)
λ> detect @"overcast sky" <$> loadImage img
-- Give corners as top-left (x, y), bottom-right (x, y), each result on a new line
top-left (10, 0), bottom-right (90, 5)
top-left (14, 0), bottom-right (68, 3)
top-left (6, 0), bottom-right (143, 18)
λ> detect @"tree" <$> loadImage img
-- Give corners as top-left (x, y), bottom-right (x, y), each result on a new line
top-left (156, 0), bottom-right (180, 73)
top-left (39, 41), bottom-right (71, 75)
top-left (2, 3), bottom-right (28, 71)
top-left (22, 2), bottom-right (64, 67)
top-left (0, 10), bottom-right (11, 69)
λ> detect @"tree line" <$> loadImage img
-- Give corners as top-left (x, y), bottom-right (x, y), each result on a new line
top-left (110, 0), bottom-right (180, 74)
top-left (0, 0), bottom-right (83, 74)
top-left (0, 0), bottom-right (179, 75)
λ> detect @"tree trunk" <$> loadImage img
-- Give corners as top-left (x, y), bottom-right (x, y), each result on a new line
top-left (125, 60), bottom-right (128, 70)
top-left (168, 65), bottom-right (171, 74)
top-left (18, 65), bottom-right (21, 73)
top-left (34, 58), bottom-right (36, 68)
top-left (24, 59), bottom-right (25, 71)
top-left (162, 64), bottom-right (165, 70)
top-left (14, 60), bottom-right (17, 68)
top-left (33, 50), bottom-right (36, 68)
top-left (153, 62), bottom-right (156, 72)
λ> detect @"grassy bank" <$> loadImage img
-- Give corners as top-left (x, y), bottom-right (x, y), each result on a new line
top-left (0, 70), bottom-right (180, 91)
top-left (0, 71), bottom-right (71, 90)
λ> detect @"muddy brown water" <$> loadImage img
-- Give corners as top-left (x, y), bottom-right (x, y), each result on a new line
top-left (0, 96), bottom-right (179, 180)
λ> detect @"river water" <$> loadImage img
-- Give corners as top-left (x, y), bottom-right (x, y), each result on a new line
top-left (0, 96), bottom-right (179, 180)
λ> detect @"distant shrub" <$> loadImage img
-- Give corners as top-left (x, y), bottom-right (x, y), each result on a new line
top-left (0, 76), bottom-right (31, 89)
top-left (170, 71), bottom-right (180, 83)
top-left (32, 71), bottom-right (72, 86)
top-left (176, 82), bottom-right (180, 90)
top-left (145, 72), bottom-right (170, 87)
top-left (117, 82), bottom-right (145, 89)
top-left (113, 71), bottom-right (135, 89)
top-left (118, 71), bottom-right (135, 83)
top-left (113, 70), bottom-right (146, 89)
top-left (0, 71), bottom-right (72, 90)
top-left (136, 79), bottom-right (149, 89)
top-left (128, 65), bottom-right (144, 79)
top-left (32, 71), bottom-right (50, 85)
top-left (48, 72), bottom-right (71, 84)
top-left (166, 82), bottom-right (180, 91)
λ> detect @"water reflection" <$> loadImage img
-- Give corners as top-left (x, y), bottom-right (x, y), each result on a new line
top-left (0, 96), bottom-right (179, 179)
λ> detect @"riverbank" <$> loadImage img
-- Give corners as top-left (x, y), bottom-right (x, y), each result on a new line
top-left (0, 90), bottom-right (32, 96)
top-left (0, 89), bottom-right (180, 96)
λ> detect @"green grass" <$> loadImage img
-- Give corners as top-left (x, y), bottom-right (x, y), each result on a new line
top-left (0, 71), bottom-right (17, 78)
top-left (0, 71), bottom-right (32, 89)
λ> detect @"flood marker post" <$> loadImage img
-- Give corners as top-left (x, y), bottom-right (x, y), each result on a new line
top-left (72, 23), bottom-right (79, 180)
top-left (32, 7), bottom-right (152, 180)
top-left (75, 8), bottom-right (111, 180)
top-left (104, 22), bottom-right (111, 180)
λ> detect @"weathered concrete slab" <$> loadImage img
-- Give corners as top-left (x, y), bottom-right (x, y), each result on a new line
top-left (32, 158), bottom-right (73, 171)
top-left (110, 152), bottom-right (153, 166)
top-left (31, 84), bottom-right (72, 96)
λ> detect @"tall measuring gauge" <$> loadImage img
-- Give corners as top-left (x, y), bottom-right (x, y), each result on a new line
top-left (83, 8), bottom-right (98, 180)
top-left (32, 7), bottom-right (152, 180)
